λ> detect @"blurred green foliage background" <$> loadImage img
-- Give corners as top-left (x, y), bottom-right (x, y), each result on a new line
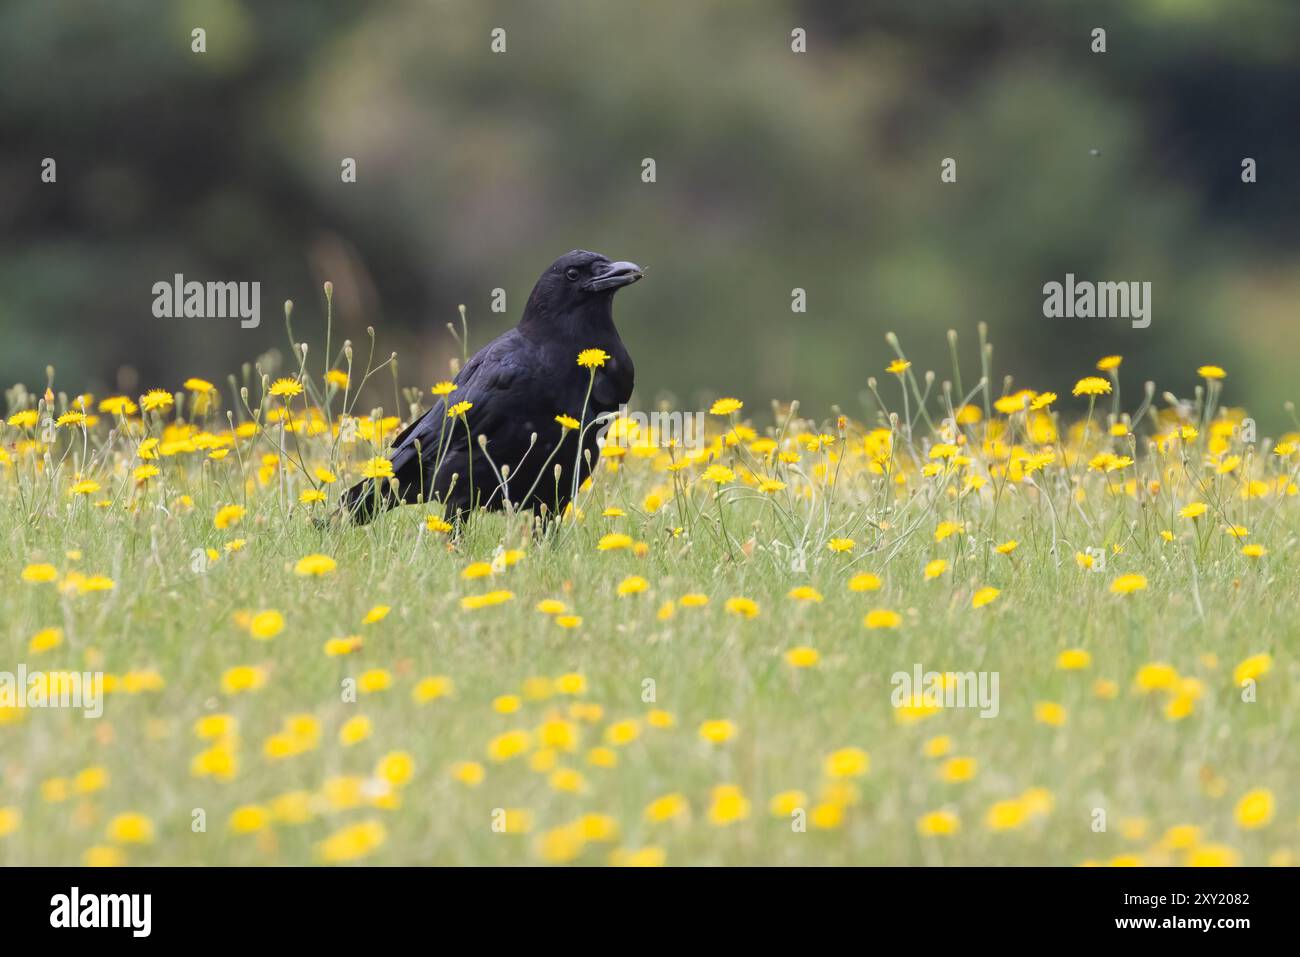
top-left (2, 0), bottom-right (1299, 427)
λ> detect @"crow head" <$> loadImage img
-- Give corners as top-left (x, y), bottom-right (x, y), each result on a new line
top-left (523, 249), bottom-right (643, 328)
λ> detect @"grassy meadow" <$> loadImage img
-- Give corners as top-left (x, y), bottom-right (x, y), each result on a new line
top-left (0, 315), bottom-right (1296, 866)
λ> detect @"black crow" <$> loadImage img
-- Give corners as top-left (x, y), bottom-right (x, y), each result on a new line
top-left (342, 249), bottom-right (642, 525)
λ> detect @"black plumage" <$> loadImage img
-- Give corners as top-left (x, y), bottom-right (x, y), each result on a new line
top-left (343, 249), bottom-right (642, 525)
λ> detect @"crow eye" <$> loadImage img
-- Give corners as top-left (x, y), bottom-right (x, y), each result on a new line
top-left (565, 268), bottom-right (580, 281)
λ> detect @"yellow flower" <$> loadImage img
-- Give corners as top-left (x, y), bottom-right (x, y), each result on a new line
top-left (28, 627), bottom-right (63, 654)
top-left (824, 747), bottom-right (869, 778)
top-left (709, 397), bottom-right (743, 415)
top-left (1096, 355), bottom-right (1122, 371)
top-left (577, 348), bottom-right (610, 369)
top-left (413, 676), bottom-right (454, 703)
top-left (610, 846), bottom-right (667, 867)
top-left (426, 516), bottom-right (454, 533)
top-left (317, 821), bottom-right (386, 863)
top-left (923, 558), bottom-right (948, 580)
top-left (194, 713), bottom-right (237, 739)
top-left (487, 729), bottom-right (533, 762)
top-left (492, 694), bottom-right (521, 715)
top-left (1072, 376), bottom-right (1111, 397)
top-left (214, 504), bottom-right (246, 529)
top-left (646, 708), bottom-right (675, 730)
top-left (294, 553), bottom-right (337, 576)
top-left (446, 400), bottom-right (473, 418)
top-left (644, 793), bottom-right (689, 824)
top-left (984, 799), bottom-right (1029, 831)
top-left (939, 756), bottom-right (977, 783)
top-left (1234, 788), bottom-right (1275, 829)
top-left (597, 532), bottom-right (633, 551)
top-left (1233, 653), bottom-right (1272, 687)
top-left (133, 464), bottom-right (160, 482)
top-left (1179, 502), bottom-right (1207, 519)
top-left (362, 604), bottom-right (391, 624)
top-left (768, 790), bottom-right (807, 817)
top-left (1109, 573), bottom-right (1147, 595)
top-left (864, 609), bottom-right (901, 629)
top-left (1130, 669), bottom-right (1179, 705)
top-left (706, 784), bottom-right (750, 826)
top-left (461, 561), bottom-right (494, 580)
top-left (1241, 543), bottom-right (1267, 558)
top-left (1197, 365), bottom-right (1226, 380)
top-left (784, 646), bottom-right (819, 668)
top-left (556, 672), bottom-right (587, 695)
top-left (248, 609), bottom-right (285, 640)
top-left (787, 585), bottom-right (823, 602)
top-left (917, 810), bottom-right (961, 836)
top-left (357, 669), bottom-right (392, 693)
top-left (376, 752), bottom-right (415, 787)
top-left (723, 596), bottom-right (758, 618)
top-left (555, 414), bottom-right (580, 430)
top-left (221, 665), bottom-right (267, 695)
top-left (995, 540), bottom-right (1019, 555)
top-left (604, 719), bottom-right (641, 746)
top-left (323, 635), bottom-right (363, 656)
top-left (229, 805), bottom-right (271, 834)
top-left (56, 410), bottom-right (86, 428)
top-left (83, 846), bottom-right (124, 867)
top-left (700, 464), bottom-right (735, 484)
top-left (140, 388), bottom-right (174, 412)
top-left (827, 537), bottom-right (855, 553)
top-left (106, 812), bottom-right (155, 844)
top-left (810, 802), bottom-right (844, 830)
top-left (74, 766), bottom-right (109, 794)
top-left (339, 715), bottom-right (372, 745)
top-left (886, 359), bottom-right (911, 375)
top-left (361, 457), bottom-right (394, 479)
top-left (1033, 701), bottom-right (1068, 727)
top-left (934, 520), bottom-right (963, 542)
top-left (616, 575), bottom-right (648, 596)
top-left (1188, 844), bottom-right (1240, 867)
top-left (848, 572), bottom-right (882, 592)
top-left (698, 719), bottom-right (737, 744)
top-left (971, 586), bottom-right (1000, 608)
top-left (450, 761), bottom-right (485, 786)
top-left (1056, 648), bottom-right (1091, 670)
top-left (21, 563), bottom-right (58, 583)
top-left (269, 378), bottom-right (303, 398)
top-left (923, 735), bottom-right (952, 758)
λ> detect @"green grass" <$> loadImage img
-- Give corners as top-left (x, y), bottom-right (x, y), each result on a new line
top-left (0, 331), bottom-right (1296, 866)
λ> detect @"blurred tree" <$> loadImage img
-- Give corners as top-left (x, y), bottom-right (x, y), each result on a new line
top-left (2, 0), bottom-right (1298, 427)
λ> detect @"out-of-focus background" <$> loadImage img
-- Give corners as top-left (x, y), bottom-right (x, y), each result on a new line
top-left (2, 0), bottom-right (1298, 426)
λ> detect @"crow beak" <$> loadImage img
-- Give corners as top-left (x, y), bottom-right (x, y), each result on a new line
top-left (587, 260), bottom-right (644, 292)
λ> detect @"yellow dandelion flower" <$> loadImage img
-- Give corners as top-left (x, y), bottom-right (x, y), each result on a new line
top-left (1072, 377), bottom-right (1111, 397)
top-left (294, 553), bottom-right (337, 576)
